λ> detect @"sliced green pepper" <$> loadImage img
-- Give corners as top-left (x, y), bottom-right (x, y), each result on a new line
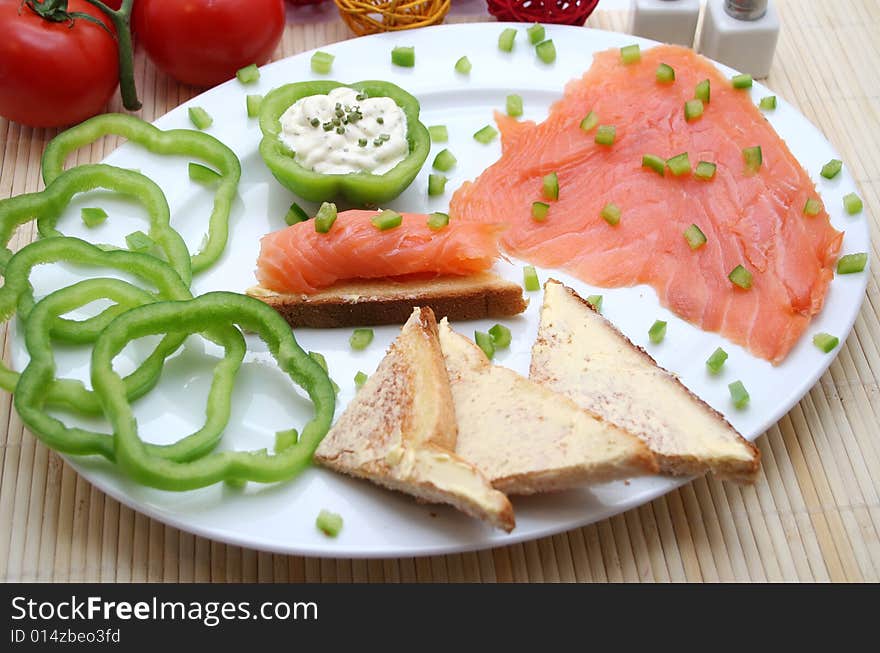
top-left (258, 81), bottom-right (430, 206)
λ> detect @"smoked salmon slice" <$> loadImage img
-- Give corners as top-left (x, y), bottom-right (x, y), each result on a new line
top-left (256, 209), bottom-right (503, 294)
top-left (450, 44), bottom-right (843, 364)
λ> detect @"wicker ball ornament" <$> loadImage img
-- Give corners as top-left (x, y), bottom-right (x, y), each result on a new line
top-left (335, 0), bottom-right (451, 36)
top-left (487, 0), bottom-right (600, 25)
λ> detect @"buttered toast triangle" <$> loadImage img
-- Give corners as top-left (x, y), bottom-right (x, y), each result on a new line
top-left (314, 307), bottom-right (515, 532)
top-left (438, 319), bottom-right (658, 495)
top-left (530, 280), bottom-right (760, 483)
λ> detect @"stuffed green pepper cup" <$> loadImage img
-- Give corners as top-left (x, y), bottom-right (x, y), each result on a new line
top-left (258, 80), bottom-right (430, 206)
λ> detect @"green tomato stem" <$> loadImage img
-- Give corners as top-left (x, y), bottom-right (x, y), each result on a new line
top-left (83, 0), bottom-right (141, 111)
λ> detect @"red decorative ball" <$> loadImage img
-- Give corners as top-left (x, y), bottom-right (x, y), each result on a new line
top-left (487, 0), bottom-right (600, 26)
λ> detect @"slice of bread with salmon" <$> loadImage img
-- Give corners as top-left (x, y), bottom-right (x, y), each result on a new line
top-left (530, 280), bottom-right (760, 483)
top-left (313, 306), bottom-right (515, 532)
top-left (437, 318), bottom-right (658, 494)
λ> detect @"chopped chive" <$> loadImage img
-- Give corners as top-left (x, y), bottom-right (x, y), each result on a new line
top-left (310, 51), bottom-right (334, 74)
top-left (586, 294), bottom-right (603, 312)
top-left (728, 380), bottom-right (750, 409)
top-left (188, 106), bottom-right (213, 130)
top-left (759, 95), bottom-right (777, 110)
top-left (620, 44), bottom-right (641, 64)
top-left (428, 174), bottom-right (448, 196)
top-left (335, 126), bottom-right (345, 135)
top-left (695, 79), bottom-right (711, 103)
top-left (284, 202), bottom-right (309, 225)
top-left (349, 328), bottom-right (374, 351)
top-left (667, 152), bottom-right (691, 176)
top-left (80, 207), bottom-right (107, 228)
top-left (706, 347), bottom-right (728, 374)
top-left (812, 333), bottom-right (839, 353)
top-left (820, 158), bottom-right (842, 179)
top-left (428, 125), bottom-right (448, 142)
top-left (354, 371), bottom-right (368, 389)
top-left (648, 320), bottom-right (667, 344)
top-left (498, 28), bottom-right (517, 52)
top-left (642, 154), bottom-right (665, 176)
top-left (731, 73), bottom-right (753, 89)
top-left (684, 98), bottom-right (704, 121)
top-left (358, 138), bottom-right (368, 147)
top-left (535, 39), bottom-right (556, 64)
top-left (729, 264), bottom-right (753, 289)
top-left (473, 125), bottom-right (498, 144)
top-left (274, 428), bottom-right (298, 453)
top-left (316, 509), bottom-right (343, 537)
top-left (684, 224), bottom-right (707, 250)
top-left (601, 202), bottom-right (621, 226)
top-left (695, 161), bottom-right (717, 180)
top-left (427, 212), bottom-right (449, 230)
top-left (371, 209), bottom-right (403, 231)
top-left (595, 125), bottom-right (616, 146)
top-left (527, 22), bottom-right (545, 45)
top-left (454, 55), bottom-right (472, 74)
top-left (391, 46), bottom-right (415, 67)
top-left (489, 323), bottom-right (512, 349)
top-left (235, 63), bottom-right (260, 84)
top-left (837, 252), bottom-right (867, 274)
top-left (125, 230), bottom-right (154, 253)
top-left (656, 63), bottom-right (675, 83)
top-left (314, 202), bottom-right (337, 233)
top-left (542, 172), bottom-right (559, 200)
top-left (506, 94), bottom-right (524, 117)
top-left (475, 331), bottom-right (495, 359)
top-left (532, 201), bottom-right (550, 221)
top-left (376, 117), bottom-right (384, 125)
top-left (188, 162), bottom-right (222, 185)
top-left (804, 197), bottom-right (822, 216)
top-left (579, 111), bottom-right (598, 133)
top-left (246, 94), bottom-right (263, 118)
top-left (432, 148), bottom-right (457, 172)
top-left (523, 265), bottom-right (540, 291)
top-left (843, 192), bottom-right (863, 215)
top-left (743, 145), bottom-right (763, 173)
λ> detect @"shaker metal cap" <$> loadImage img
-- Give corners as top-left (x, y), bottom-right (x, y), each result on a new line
top-left (724, 0), bottom-right (769, 20)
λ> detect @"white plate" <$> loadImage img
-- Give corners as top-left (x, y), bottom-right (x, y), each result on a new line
top-left (12, 23), bottom-right (869, 557)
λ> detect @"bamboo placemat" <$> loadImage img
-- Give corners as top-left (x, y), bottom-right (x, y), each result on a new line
top-left (1, 0), bottom-right (877, 583)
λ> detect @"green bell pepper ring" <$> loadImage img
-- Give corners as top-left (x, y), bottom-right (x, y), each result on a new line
top-left (258, 80), bottom-right (430, 206)
top-left (0, 163), bottom-right (192, 286)
top-left (91, 291), bottom-right (336, 490)
top-left (41, 113), bottom-right (242, 276)
top-left (14, 278), bottom-right (245, 461)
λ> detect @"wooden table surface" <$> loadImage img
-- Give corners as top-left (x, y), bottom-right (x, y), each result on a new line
top-left (1, 0), bottom-right (878, 582)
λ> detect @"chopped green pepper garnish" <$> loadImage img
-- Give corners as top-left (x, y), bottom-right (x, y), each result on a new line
top-left (475, 331), bottom-right (495, 359)
top-left (620, 44), bottom-right (641, 64)
top-left (523, 265), bottom-right (540, 291)
top-left (601, 202), bottom-right (621, 226)
top-left (473, 125), bottom-right (498, 144)
top-left (527, 23), bottom-right (545, 45)
top-left (246, 94), bottom-right (263, 118)
top-left (316, 509), bottom-right (343, 537)
top-left (506, 94), bottom-right (524, 117)
top-left (729, 264), bottom-right (753, 289)
top-left (731, 73), bottom-right (753, 89)
top-left (532, 201), bottom-right (550, 221)
top-left (812, 333), bottom-right (839, 353)
top-left (536, 39), bottom-right (556, 64)
top-left (489, 323), bottom-right (512, 349)
top-left (275, 428), bottom-right (298, 453)
top-left (543, 172), bottom-right (559, 200)
top-left (694, 161), bottom-right (717, 180)
top-left (429, 125), bottom-right (449, 142)
top-left (804, 198), bottom-right (822, 216)
top-left (648, 320), bottom-right (667, 344)
top-left (314, 201), bottom-right (338, 233)
top-left (586, 295), bottom-right (603, 312)
top-left (728, 380), bottom-right (750, 409)
top-left (837, 252), bottom-right (867, 274)
top-left (706, 347), bottom-right (728, 374)
top-left (371, 209), bottom-right (403, 231)
top-left (498, 28), bottom-right (517, 52)
top-left (311, 51), bottom-right (334, 75)
top-left (595, 125), bottom-right (616, 146)
top-left (656, 63), bottom-right (675, 83)
top-left (125, 230), bottom-right (154, 253)
top-left (820, 159), bottom-right (842, 179)
top-left (433, 148), bottom-right (457, 172)
top-left (428, 174), bottom-right (448, 196)
top-left (354, 371), bottom-right (368, 389)
top-left (843, 192), bottom-right (863, 215)
top-left (695, 79), bottom-right (711, 103)
top-left (684, 224), bottom-right (707, 250)
top-left (684, 98), bottom-right (704, 121)
top-left (667, 152), bottom-right (691, 176)
top-left (642, 154), bottom-right (665, 176)
top-left (188, 106), bottom-right (213, 130)
top-left (759, 95), bottom-right (777, 110)
top-left (427, 212), bottom-right (449, 230)
top-left (188, 162), bottom-right (222, 185)
top-left (349, 328), bottom-right (374, 351)
top-left (235, 63), bottom-right (260, 84)
top-left (743, 145), bottom-right (763, 173)
top-left (455, 56), bottom-right (472, 74)
top-left (80, 207), bottom-right (107, 228)
top-left (284, 202), bottom-right (309, 225)
top-left (580, 111), bottom-right (598, 133)
top-left (391, 46), bottom-right (415, 67)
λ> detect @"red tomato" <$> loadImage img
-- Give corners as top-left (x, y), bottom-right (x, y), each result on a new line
top-left (135, 0), bottom-right (286, 87)
top-left (0, 0), bottom-right (119, 128)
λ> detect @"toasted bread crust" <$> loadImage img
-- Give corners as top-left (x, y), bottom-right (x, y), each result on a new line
top-left (247, 272), bottom-right (527, 328)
